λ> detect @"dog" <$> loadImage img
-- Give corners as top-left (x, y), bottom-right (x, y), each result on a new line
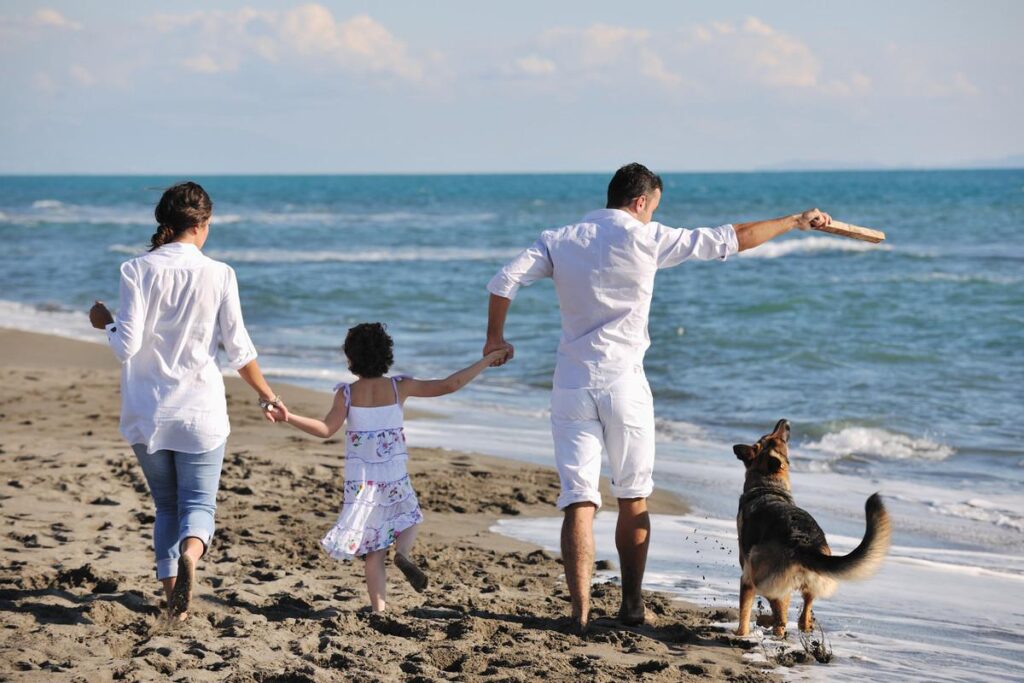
top-left (733, 419), bottom-right (891, 637)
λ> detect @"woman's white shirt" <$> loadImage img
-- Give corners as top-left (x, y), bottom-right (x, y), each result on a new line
top-left (105, 242), bottom-right (257, 454)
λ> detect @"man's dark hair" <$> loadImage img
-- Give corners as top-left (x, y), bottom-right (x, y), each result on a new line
top-left (606, 163), bottom-right (663, 209)
top-left (343, 322), bottom-right (394, 378)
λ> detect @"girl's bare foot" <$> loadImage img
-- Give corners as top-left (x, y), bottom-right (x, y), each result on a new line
top-left (394, 553), bottom-right (428, 592)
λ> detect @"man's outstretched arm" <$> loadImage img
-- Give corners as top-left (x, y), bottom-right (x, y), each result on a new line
top-left (734, 208), bottom-right (832, 252)
top-left (484, 294), bottom-right (514, 367)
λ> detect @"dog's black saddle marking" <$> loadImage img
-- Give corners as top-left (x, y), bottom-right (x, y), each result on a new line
top-left (738, 485), bottom-right (829, 558)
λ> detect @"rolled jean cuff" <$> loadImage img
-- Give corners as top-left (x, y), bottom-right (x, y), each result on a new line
top-left (156, 558), bottom-right (178, 581)
top-left (178, 526), bottom-right (213, 556)
top-left (556, 488), bottom-right (602, 511)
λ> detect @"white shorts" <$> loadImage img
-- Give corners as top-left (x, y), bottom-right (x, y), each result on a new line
top-left (550, 367), bottom-right (656, 509)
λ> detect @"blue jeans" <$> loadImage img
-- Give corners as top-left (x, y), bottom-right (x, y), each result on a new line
top-left (131, 442), bottom-right (226, 580)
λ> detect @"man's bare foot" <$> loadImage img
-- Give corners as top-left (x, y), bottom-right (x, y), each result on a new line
top-left (168, 555), bottom-right (194, 619)
top-left (618, 598), bottom-right (646, 626)
top-left (395, 553), bottom-right (428, 593)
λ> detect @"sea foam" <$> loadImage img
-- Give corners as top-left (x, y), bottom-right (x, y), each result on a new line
top-left (740, 235), bottom-right (890, 259)
top-left (802, 426), bottom-right (955, 461)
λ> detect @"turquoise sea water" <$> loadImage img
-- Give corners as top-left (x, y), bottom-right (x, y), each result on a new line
top-left (3, 171), bottom-right (1021, 488)
top-left (3, 171), bottom-right (1023, 681)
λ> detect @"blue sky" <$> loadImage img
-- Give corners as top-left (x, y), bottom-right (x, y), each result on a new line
top-left (1, 1), bottom-right (1021, 173)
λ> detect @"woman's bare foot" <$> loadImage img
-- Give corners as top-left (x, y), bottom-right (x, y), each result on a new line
top-left (394, 553), bottom-right (428, 592)
top-left (168, 555), bottom-right (194, 619)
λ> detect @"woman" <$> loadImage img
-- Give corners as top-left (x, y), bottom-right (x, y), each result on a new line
top-left (89, 181), bottom-right (283, 620)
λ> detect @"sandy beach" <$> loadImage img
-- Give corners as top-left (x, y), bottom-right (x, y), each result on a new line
top-left (0, 329), bottom-right (774, 682)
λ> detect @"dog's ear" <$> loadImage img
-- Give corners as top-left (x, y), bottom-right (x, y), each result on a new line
top-left (773, 419), bottom-right (791, 444)
top-left (734, 444), bottom-right (757, 463)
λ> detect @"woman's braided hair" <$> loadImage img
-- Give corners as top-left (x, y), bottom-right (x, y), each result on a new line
top-left (149, 181), bottom-right (212, 251)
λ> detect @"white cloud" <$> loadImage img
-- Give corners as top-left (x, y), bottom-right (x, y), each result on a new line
top-left (710, 20), bottom-right (736, 35)
top-left (881, 45), bottom-right (982, 100)
top-left (638, 52), bottom-right (683, 87)
top-left (69, 64), bottom-right (96, 86)
top-left (512, 55), bottom-right (556, 77)
top-left (822, 71), bottom-right (872, 98)
top-left (182, 54), bottom-right (238, 74)
top-left (742, 16), bottom-right (774, 37)
top-left (32, 8), bottom-right (81, 31)
top-left (527, 23), bottom-right (684, 90)
top-left (502, 16), bottom-right (829, 95)
top-left (734, 16), bottom-right (821, 88)
top-left (151, 4), bottom-right (425, 82)
top-left (927, 71), bottom-right (979, 98)
top-left (281, 8), bottom-right (423, 80)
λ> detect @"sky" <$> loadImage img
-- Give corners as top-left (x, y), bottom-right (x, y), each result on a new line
top-left (0, 1), bottom-right (1021, 174)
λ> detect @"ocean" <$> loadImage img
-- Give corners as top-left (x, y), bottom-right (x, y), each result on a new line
top-left (2, 171), bottom-right (1022, 680)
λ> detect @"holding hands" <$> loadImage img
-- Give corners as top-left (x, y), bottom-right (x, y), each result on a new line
top-left (483, 339), bottom-right (514, 367)
top-left (258, 396), bottom-right (286, 423)
top-left (265, 400), bottom-right (289, 423)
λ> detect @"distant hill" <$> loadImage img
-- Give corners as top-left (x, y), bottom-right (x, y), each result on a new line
top-left (757, 154), bottom-right (1024, 172)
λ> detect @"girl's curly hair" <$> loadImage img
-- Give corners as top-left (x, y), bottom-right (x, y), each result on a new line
top-left (343, 322), bottom-right (394, 378)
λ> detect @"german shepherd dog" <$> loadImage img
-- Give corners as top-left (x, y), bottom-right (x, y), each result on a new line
top-left (733, 419), bottom-right (891, 637)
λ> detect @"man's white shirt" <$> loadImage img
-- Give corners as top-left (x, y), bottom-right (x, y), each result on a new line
top-left (105, 242), bottom-right (257, 454)
top-left (488, 208), bottom-right (737, 389)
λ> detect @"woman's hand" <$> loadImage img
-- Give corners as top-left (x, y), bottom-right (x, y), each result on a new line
top-left (89, 301), bottom-right (114, 330)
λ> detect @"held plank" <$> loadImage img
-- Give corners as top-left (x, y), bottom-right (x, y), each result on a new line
top-left (814, 220), bottom-right (886, 243)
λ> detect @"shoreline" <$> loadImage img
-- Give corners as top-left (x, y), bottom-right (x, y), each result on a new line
top-left (0, 328), bottom-right (773, 681)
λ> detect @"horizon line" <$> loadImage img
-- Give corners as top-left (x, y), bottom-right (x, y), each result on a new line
top-left (1, 164), bottom-right (1022, 178)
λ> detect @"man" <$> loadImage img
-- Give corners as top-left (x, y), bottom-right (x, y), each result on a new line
top-left (483, 163), bottom-right (831, 632)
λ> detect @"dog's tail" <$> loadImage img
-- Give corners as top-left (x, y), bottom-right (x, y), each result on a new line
top-left (797, 493), bottom-right (891, 580)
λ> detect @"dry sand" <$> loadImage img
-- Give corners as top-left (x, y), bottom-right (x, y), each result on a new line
top-left (0, 329), bottom-right (774, 682)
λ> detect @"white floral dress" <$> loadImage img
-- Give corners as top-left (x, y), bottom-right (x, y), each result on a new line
top-left (320, 377), bottom-right (424, 560)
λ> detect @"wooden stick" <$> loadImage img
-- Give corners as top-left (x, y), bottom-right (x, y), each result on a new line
top-left (813, 220), bottom-right (886, 243)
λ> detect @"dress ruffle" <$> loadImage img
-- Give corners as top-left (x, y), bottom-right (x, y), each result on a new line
top-left (321, 495), bottom-right (423, 559)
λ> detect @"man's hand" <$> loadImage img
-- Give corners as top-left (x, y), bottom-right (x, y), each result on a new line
top-left (483, 338), bottom-right (514, 367)
top-left (484, 348), bottom-right (510, 366)
top-left (89, 301), bottom-right (114, 330)
top-left (795, 208), bottom-right (833, 231)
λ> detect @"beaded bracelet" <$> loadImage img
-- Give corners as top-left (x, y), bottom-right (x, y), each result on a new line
top-left (258, 395), bottom-right (282, 411)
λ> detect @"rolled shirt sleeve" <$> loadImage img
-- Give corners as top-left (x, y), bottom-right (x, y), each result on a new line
top-left (654, 223), bottom-right (738, 268)
top-left (217, 266), bottom-right (258, 370)
top-left (106, 262), bottom-right (145, 362)
top-left (487, 235), bottom-right (554, 300)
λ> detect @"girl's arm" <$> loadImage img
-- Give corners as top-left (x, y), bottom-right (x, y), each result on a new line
top-left (399, 350), bottom-right (507, 400)
top-left (273, 389), bottom-right (348, 438)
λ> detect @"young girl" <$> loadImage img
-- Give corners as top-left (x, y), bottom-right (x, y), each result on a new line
top-left (270, 322), bottom-right (506, 612)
